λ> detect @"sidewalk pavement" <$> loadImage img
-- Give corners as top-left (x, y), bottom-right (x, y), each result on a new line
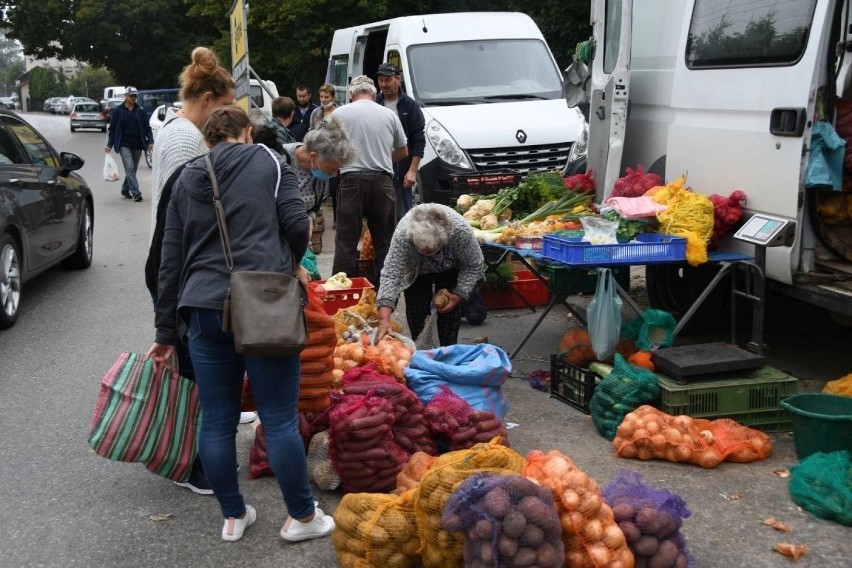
top-left (304, 205), bottom-right (850, 567)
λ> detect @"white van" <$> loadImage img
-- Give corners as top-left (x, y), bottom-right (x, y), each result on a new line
top-left (249, 78), bottom-right (279, 122)
top-left (102, 86), bottom-right (126, 105)
top-left (327, 12), bottom-right (588, 205)
top-left (580, 0), bottom-right (852, 323)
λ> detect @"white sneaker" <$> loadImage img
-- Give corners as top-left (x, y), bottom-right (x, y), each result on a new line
top-left (279, 507), bottom-right (335, 542)
top-left (222, 504), bottom-right (257, 542)
top-left (239, 411), bottom-right (258, 424)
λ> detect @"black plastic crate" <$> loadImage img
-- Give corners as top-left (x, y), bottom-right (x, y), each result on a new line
top-left (549, 355), bottom-right (600, 414)
top-left (450, 169), bottom-right (521, 197)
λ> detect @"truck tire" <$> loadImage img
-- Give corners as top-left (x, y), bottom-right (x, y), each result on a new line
top-left (644, 263), bottom-right (729, 335)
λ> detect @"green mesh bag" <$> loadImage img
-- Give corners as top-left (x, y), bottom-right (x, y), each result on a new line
top-left (300, 249), bottom-right (322, 281)
top-left (622, 309), bottom-right (676, 351)
top-left (589, 353), bottom-right (661, 440)
top-left (788, 451), bottom-right (852, 526)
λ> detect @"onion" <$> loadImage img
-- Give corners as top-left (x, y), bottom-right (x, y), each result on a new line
top-left (587, 544), bottom-right (613, 566)
top-left (619, 443), bottom-right (638, 459)
top-left (649, 434), bottom-right (667, 456)
top-left (699, 430), bottom-right (715, 444)
top-left (602, 523), bottom-right (627, 548)
top-left (664, 428), bottom-right (683, 443)
top-left (583, 518), bottom-right (604, 541)
top-left (674, 444), bottom-right (693, 462)
top-left (645, 420), bottom-right (662, 435)
top-left (562, 489), bottom-right (581, 510)
top-left (672, 415), bottom-right (694, 430)
top-left (633, 428), bottom-right (650, 441)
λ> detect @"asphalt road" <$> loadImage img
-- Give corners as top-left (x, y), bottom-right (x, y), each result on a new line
top-left (1, 112), bottom-right (850, 567)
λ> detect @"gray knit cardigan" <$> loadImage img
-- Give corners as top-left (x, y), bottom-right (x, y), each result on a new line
top-left (376, 204), bottom-right (484, 310)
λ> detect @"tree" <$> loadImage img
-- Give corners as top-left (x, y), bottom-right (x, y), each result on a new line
top-left (0, 0), bottom-right (218, 87)
top-left (68, 66), bottom-right (116, 100)
top-left (28, 66), bottom-right (60, 99)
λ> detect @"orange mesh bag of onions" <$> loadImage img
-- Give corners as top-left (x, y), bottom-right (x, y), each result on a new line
top-left (414, 439), bottom-right (525, 568)
top-left (299, 282), bottom-right (338, 411)
top-left (395, 451), bottom-right (438, 495)
top-left (523, 450), bottom-right (635, 568)
top-left (612, 406), bottom-right (773, 468)
top-left (332, 488), bottom-right (421, 568)
top-left (441, 473), bottom-right (564, 568)
top-left (602, 470), bottom-right (695, 568)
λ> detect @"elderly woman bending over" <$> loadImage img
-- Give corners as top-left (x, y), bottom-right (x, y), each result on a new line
top-left (376, 203), bottom-right (484, 346)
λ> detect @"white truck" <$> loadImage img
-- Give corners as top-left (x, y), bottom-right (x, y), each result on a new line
top-left (327, 12), bottom-right (588, 205)
top-left (578, 0), bottom-right (852, 325)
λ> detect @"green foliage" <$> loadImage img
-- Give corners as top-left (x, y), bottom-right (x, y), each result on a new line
top-left (67, 67), bottom-right (116, 100)
top-left (28, 66), bottom-right (60, 99)
top-left (512, 170), bottom-right (569, 217)
top-left (484, 262), bottom-right (515, 291)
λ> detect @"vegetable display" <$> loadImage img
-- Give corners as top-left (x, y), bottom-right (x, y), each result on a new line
top-left (441, 473), bottom-right (565, 568)
top-left (523, 450), bottom-right (635, 568)
top-left (424, 385), bottom-right (509, 450)
top-left (707, 190), bottom-right (746, 249)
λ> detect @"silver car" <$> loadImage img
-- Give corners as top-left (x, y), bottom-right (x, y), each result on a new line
top-left (60, 96), bottom-right (96, 115)
top-left (70, 102), bottom-right (108, 132)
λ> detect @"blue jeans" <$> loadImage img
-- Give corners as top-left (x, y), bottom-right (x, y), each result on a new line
top-left (118, 147), bottom-right (142, 197)
top-left (187, 308), bottom-right (314, 519)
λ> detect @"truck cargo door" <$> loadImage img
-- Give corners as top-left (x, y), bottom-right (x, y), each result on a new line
top-left (588, 0), bottom-right (632, 201)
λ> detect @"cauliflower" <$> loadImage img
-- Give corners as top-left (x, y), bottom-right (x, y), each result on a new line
top-left (479, 214), bottom-right (500, 230)
top-left (322, 272), bottom-right (352, 290)
top-left (455, 194), bottom-right (475, 213)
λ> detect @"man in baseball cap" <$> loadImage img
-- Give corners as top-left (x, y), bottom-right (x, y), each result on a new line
top-left (105, 85), bottom-right (153, 201)
top-left (375, 62), bottom-right (425, 221)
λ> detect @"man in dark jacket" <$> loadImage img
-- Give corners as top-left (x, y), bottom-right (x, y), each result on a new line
top-left (375, 62), bottom-right (426, 221)
top-left (290, 84), bottom-right (318, 142)
top-left (106, 86), bottom-right (154, 202)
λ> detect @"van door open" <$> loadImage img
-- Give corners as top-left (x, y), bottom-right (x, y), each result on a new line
top-left (588, 0), bottom-right (632, 201)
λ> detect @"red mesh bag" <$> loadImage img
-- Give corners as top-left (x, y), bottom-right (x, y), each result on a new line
top-left (707, 190), bottom-right (746, 249)
top-left (330, 394), bottom-right (407, 493)
top-left (442, 473), bottom-right (565, 568)
top-left (424, 385), bottom-right (475, 442)
top-left (248, 424), bottom-right (272, 479)
top-left (610, 165), bottom-right (663, 199)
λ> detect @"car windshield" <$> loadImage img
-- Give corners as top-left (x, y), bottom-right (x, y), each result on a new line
top-left (76, 103), bottom-right (100, 112)
top-left (408, 39), bottom-right (563, 104)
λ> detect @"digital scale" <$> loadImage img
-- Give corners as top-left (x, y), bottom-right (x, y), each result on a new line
top-left (652, 214), bottom-right (793, 382)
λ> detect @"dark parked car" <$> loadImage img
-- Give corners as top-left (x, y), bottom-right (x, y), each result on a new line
top-left (0, 109), bottom-right (94, 329)
top-left (0, 97), bottom-right (15, 110)
top-left (44, 97), bottom-right (63, 113)
top-left (70, 102), bottom-right (109, 132)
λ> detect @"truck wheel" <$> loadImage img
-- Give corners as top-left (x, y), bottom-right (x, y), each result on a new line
top-left (645, 263), bottom-right (729, 335)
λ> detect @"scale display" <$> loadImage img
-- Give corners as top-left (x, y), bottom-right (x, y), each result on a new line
top-left (734, 214), bottom-right (791, 246)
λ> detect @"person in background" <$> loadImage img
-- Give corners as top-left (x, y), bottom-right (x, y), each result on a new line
top-left (375, 63), bottom-right (426, 222)
top-left (309, 84), bottom-right (341, 228)
top-left (266, 96), bottom-right (297, 147)
top-left (149, 106), bottom-right (335, 543)
top-left (146, 46), bottom-right (243, 496)
top-left (291, 84), bottom-right (318, 142)
top-left (375, 203), bottom-right (484, 346)
top-left (106, 86), bottom-right (154, 202)
top-left (331, 75), bottom-right (408, 288)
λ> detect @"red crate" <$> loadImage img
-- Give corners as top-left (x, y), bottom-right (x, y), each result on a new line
top-left (317, 277), bottom-right (374, 315)
top-left (480, 270), bottom-right (549, 310)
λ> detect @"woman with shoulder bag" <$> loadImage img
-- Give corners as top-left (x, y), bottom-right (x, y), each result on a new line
top-left (148, 106), bottom-right (335, 543)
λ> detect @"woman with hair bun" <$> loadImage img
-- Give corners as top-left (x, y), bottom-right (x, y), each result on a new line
top-left (149, 106), bottom-right (335, 543)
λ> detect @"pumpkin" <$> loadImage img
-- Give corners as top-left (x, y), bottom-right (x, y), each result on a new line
top-left (558, 326), bottom-right (596, 367)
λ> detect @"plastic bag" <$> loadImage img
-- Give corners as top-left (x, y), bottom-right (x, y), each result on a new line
top-left (587, 268), bottom-right (622, 360)
top-left (103, 152), bottom-right (119, 182)
top-left (580, 216), bottom-right (619, 245)
top-left (806, 121), bottom-right (846, 191)
top-left (415, 311), bottom-right (440, 350)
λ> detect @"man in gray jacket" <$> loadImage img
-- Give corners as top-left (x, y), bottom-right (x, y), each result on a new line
top-left (331, 75), bottom-right (408, 288)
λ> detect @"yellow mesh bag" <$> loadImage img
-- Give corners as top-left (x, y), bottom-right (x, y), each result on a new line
top-left (650, 177), bottom-right (714, 266)
top-left (414, 439), bottom-right (525, 568)
top-left (523, 450), bottom-right (635, 568)
top-left (823, 373), bottom-right (852, 396)
top-left (332, 489), bottom-right (421, 568)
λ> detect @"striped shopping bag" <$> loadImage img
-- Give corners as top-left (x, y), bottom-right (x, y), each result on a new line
top-left (88, 352), bottom-right (201, 482)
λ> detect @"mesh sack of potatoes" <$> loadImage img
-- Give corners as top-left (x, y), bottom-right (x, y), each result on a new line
top-left (414, 439), bottom-right (525, 568)
top-left (441, 472), bottom-right (564, 568)
top-left (332, 488), bottom-right (421, 568)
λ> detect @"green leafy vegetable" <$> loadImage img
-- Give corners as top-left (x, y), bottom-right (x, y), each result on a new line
top-left (601, 209), bottom-right (655, 242)
top-left (511, 170), bottom-right (569, 217)
top-left (484, 262), bottom-right (515, 291)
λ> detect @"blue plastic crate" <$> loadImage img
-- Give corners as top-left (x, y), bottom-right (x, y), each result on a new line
top-left (542, 233), bottom-right (687, 266)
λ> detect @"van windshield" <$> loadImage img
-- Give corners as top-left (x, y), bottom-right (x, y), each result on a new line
top-left (408, 39), bottom-right (563, 104)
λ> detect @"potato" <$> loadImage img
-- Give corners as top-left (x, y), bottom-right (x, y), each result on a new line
top-left (634, 556), bottom-right (649, 568)
top-left (653, 515), bottom-right (680, 539)
top-left (501, 510), bottom-right (527, 539)
top-left (482, 486), bottom-right (511, 518)
top-left (497, 534), bottom-right (518, 557)
top-left (518, 495), bottom-right (555, 528)
top-left (611, 503), bottom-right (636, 523)
top-left (674, 552), bottom-right (688, 568)
top-left (648, 539), bottom-right (679, 568)
top-left (635, 506), bottom-right (666, 535)
top-left (634, 535), bottom-right (660, 557)
top-left (441, 511), bottom-right (463, 532)
top-left (520, 524), bottom-right (544, 547)
top-left (514, 547), bottom-right (538, 567)
top-left (433, 289), bottom-right (451, 309)
top-left (480, 540), bottom-right (494, 565)
top-left (536, 542), bottom-right (559, 567)
top-left (618, 520), bottom-right (641, 544)
top-left (472, 518), bottom-right (494, 541)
